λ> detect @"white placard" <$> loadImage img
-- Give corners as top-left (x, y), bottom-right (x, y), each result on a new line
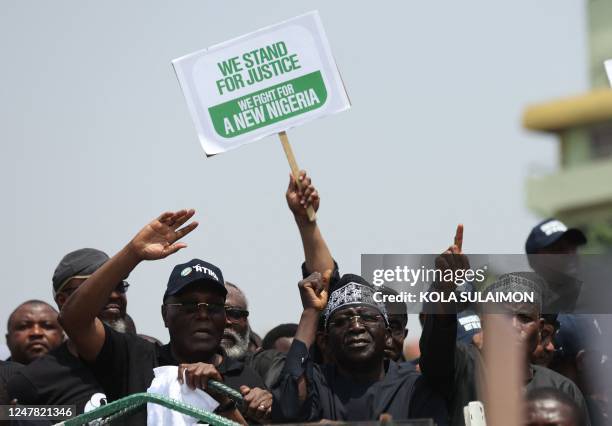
top-left (172, 11), bottom-right (350, 156)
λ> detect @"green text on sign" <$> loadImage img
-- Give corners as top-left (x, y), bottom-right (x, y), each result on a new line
top-left (208, 71), bottom-right (327, 138)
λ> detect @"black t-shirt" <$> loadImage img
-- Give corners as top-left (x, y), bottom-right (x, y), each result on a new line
top-left (0, 360), bottom-right (23, 405)
top-left (88, 324), bottom-right (265, 424)
top-left (7, 342), bottom-right (106, 414)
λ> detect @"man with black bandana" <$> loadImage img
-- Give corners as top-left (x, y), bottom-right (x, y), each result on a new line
top-left (59, 210), bottom-right (271, 425)
top-left (271, 272), bottom-right (449, 424)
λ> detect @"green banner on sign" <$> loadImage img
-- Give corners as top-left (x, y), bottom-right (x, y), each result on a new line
top-left (208, 71), bottom-right (327, 138)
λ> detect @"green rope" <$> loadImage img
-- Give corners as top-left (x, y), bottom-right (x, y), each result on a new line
top-left (208, 380), bottom-right (244, 404)
top-left (57, 380), bottom-right (244, 426)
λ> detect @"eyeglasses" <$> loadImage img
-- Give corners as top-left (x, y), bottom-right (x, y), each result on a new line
top-left (164, 301), bottom-right (226, 316)
top-left (328, 312), bottom-right (383, 329)
top-left (62, 281), bottom-right (129, 296)
top-left (225, 306), bottom-right (249, 322)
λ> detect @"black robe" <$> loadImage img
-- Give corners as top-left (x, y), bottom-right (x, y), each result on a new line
top-left (271, 340), bottom-right (448, 424)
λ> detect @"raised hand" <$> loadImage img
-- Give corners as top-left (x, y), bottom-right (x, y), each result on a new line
top-left (298, 270), bottom-right (331, 311)
top-left (286, 170), bottom-right (320, 221)
top-left (435, 224), bottom-right (470, 288)
top-left (128, 209), bottom-right (198, 261)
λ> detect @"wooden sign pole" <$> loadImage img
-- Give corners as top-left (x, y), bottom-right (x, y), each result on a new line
top-left (278, 131), bottom-right (317, 222)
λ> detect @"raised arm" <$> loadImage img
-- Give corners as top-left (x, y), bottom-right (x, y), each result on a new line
top-left (419, 225), bottom-right (465, 397)
top-left (59, 209), bottom-right (198, 361)
top-left (294, 271), bottom-right (330, 350)
top-left (271, 271), bottom-right (330, 422)
top-left (286, 171), bottom-right (334, 276)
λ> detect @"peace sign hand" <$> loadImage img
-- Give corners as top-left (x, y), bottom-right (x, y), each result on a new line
top-left (128, 209), bottom-right (199, 261)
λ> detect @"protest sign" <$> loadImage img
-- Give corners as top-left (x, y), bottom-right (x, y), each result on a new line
top-left (172, 10), bottom-right (350, 156)
top-left (173, 11), bottom-right (350, 221)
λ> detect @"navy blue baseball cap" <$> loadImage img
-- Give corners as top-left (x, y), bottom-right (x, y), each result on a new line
top-left (525, 218), bottom-right (586, 254)
top-left (164, 259), bottom-right (226, 300)
top-left (554, 314), bottom-right (604, 358)
top-left (457, 310), bottom-right (482, 344)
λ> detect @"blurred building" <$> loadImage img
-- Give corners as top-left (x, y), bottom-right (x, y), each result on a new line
top-left (523, 0), bottom-right (612, 251)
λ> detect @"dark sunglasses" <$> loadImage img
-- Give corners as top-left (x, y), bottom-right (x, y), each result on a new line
top-left (164, 301), bottom-right (226, 316)
top-left (225, 306), bottom-right (249, 321)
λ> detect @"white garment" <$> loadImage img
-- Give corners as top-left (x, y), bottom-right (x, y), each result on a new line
top-left (146, 366), bottom-right (220, 425)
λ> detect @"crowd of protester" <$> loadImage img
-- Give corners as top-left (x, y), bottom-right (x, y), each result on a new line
top-left (0, 171), bottom-right (610, 425)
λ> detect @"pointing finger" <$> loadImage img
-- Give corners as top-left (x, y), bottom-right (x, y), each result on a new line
top-left (454, 224), bottom-right (464, 252)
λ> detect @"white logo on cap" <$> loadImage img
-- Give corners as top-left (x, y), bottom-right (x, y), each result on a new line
top-left (181, 267), bottom-right (192, 277)
top-left (192, 264), bottom-right (219, 281)
top-left (458, 314), bottom-right (481, 331)
top-left (540, 220), bottom-right (568, 236)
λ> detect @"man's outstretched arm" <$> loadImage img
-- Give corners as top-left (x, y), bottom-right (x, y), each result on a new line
top-left (59, 209), bottom-right (198, 361)
top-left (286, 171), bottom-right (334, 276)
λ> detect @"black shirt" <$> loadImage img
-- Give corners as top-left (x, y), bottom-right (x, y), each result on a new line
top-left (527, 364), bottom-right (590, 422)
top-left (424, 315), bottom-right (592, 426)
top-left (7, 342), bottom-right (106, 414)
top-left (88, 324), bottom-right (265, 424)
top-left (0, 360), bottom-right (23, 405)
top-left (241, 349), bottom-right (286, 389)
top-left (271, 339), bottom-right (449, 424)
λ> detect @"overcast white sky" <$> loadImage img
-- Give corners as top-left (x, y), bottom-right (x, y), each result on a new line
top-left (1, 1), bottom-right (588, 342)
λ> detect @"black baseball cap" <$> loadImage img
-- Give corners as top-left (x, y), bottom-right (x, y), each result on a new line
top-left (525, 218), bottom-right (587, 254)
top-left (164, 259), bottom-right (226, 300)
top-left (52, 248), bottom-right (110, 296)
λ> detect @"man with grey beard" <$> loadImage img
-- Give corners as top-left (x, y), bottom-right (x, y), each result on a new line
top-left (104, 312), bottom-right (137, 335)
top-left (221, 282), bottom-right (252, 359)
top-left (221, 282), bottom-right (286, 389)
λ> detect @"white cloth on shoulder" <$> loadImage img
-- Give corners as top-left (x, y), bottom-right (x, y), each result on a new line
top-left (146, 365), bottom-right (220, 425)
